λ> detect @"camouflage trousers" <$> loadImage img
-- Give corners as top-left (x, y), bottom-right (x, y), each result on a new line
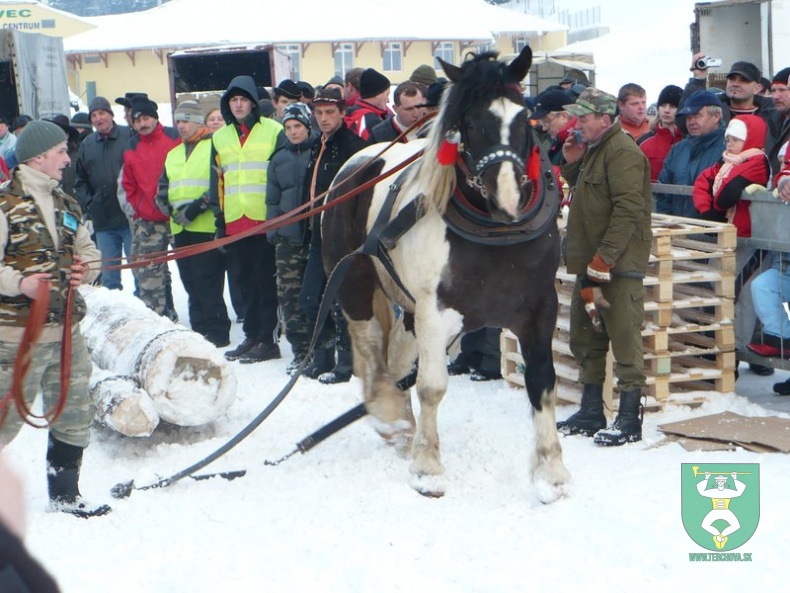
top-left (131, 219), bottom-right (176, 319)
top-left (0, 328), bottom-right (93, 449)
top-left (275, 240), bottom-right (311, 360)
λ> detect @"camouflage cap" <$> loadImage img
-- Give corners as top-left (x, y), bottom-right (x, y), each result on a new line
top-left (564, 87), bottom-right (617, 116)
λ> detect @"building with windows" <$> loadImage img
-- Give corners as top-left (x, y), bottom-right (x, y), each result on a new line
top-left (60, 0), bottom-right (567, 107)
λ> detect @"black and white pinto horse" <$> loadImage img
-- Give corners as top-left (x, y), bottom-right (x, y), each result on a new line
top-left (322, 46), bottom-right (569, 502)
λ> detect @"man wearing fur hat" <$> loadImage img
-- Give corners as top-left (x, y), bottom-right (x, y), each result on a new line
top-left (345, 68), bottom-right (392, 141)
top-left (121, 97), bottom-right (181, 320)
top-left (209, 75), bottom-right (283, 364)
top-left (155, 101), bottom-right (230, 347)
top-left (0, 120), bottom-right (111, 518)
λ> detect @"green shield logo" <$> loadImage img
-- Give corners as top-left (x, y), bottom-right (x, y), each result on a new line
top-left (681, 463), bottom-right (760, 551)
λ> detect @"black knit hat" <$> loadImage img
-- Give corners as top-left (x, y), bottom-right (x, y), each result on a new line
top-left (130, 98), bottom-right (159, 121)
top-left (273, 79), bottom-right (302, 100)
top-left (359, 68), bottom-right (390, 99)
top-left (773, 67), bottom-right (790, 85)
top-left (15, 120), bottom-right (67, 162)
top-left (657, 84), bottom-right (683, 108)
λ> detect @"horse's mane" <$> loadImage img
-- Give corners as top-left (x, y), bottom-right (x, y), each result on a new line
top-left (409, 51), bottom-right (526, 213)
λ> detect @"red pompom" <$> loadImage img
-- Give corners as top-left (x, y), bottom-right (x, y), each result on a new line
top-left (437, 130), bottom-right (460, 166)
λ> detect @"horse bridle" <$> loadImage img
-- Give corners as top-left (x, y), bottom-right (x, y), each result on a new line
top-left (455, 117), bottom-right (530, 199)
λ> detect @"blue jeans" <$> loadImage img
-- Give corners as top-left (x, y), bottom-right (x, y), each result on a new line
top-left (96, 225), bottom-right (132, 290)
top-left (751, 267), bottom-right (790, 339)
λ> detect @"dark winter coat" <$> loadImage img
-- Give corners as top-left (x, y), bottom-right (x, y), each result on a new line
top-left (121, 123), bottom-right (181, 222)
top-left (656, 124), bottom-right (726, 218)
top-left (369, 116), bottom-right (404, 143)
top-left (692, 115), bottom-right (769, 237)
top-left (560, 121), bottom-right (652, 278)
top-left (768, 115), bottom-right (790, 178)
top-left (74, 122), bottom-right (132, 231)
top-left (266, 133), bottom-right (317, 244)
top-left (637, 124), bottom-right (683, 182)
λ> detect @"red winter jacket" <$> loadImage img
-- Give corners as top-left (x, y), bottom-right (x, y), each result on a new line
top-left (692, 115), bottom-right (768, 237)
top-left (637, 124), bottom-right (683, 182)
top-left (344, 100), bottom-right (390, 141)
top-left (122, 123), bottom-right (181, 222)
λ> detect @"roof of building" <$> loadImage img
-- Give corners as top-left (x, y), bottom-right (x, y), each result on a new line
top-left (63, 0), bottom-right (567, 53)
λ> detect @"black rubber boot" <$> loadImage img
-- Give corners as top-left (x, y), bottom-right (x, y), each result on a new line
top-left (303, 347), bottom-right (335, 379)
top-left (594, 388), bottom-right (643, 446)
top-left (319, 347), bottom-right (353, 384)
top-left (47, 434), bottom-right (111, 519)
top-left (557, 384), bottom-right (606, 436)
top-left (773, 378), bottom-right (790, 396)
top-left (238, 341), bottom-right (281, 364)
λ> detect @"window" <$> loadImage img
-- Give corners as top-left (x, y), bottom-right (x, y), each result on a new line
top-left (277, 44), bottom-right (301, 80)
top-left (514, 35), bottom-right (529, 53)
top-left (434, 42), bottom-right (454, 68)
top-left (383, 42), bottom-right (402, 72)
top-left (84, 54), bottom-right (102, 64)
top-left (334, 43), bottom-right (354, 77)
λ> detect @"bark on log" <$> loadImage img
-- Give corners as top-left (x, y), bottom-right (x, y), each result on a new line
top-left (80, 286), bottom-right (236, 427)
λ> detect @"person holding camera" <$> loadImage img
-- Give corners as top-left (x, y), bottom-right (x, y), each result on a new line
top-left (682, 53), bottom-right (782, 149)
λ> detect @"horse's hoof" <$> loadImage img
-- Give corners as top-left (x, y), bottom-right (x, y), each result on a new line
top-left (369, 417), bottom-right (414, 457)
top-left (410, 473), bottom-right (446, 498)
top-left (533, 463), bottom-right (570, 504)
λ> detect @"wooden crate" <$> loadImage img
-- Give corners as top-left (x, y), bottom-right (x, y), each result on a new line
top-left (502, 214), bottom-right (737, 411)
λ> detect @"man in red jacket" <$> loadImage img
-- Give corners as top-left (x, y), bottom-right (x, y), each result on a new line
top-left (121, 98), bottom-right (181, 319)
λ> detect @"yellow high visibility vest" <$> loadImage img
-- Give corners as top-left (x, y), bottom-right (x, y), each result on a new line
top-left (164, 138), bottom-right (214, 234)
top-left (212, 118), bottom-right (282, 223)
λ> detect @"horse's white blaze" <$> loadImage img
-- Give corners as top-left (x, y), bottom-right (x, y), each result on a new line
top-left (490, 99), bottom-right (526, 217)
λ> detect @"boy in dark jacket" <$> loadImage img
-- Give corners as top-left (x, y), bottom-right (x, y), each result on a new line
top-left (266, 102), bottom-right (316, 372)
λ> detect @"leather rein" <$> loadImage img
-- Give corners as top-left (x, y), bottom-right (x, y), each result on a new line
top-left (0, 115), bottom-right (431, 430)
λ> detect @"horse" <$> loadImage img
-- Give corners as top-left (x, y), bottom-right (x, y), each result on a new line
top-left (321, 46), bottom-right (570, 503)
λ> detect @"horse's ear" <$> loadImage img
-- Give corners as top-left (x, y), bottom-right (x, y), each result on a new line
top-left (507, 45), bottom-right (533, 82)
top-left (438, 57), bottom-right (462, 83)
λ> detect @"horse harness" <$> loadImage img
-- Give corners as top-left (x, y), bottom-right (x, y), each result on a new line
top-left (372, 135), bottom-right (560, 299)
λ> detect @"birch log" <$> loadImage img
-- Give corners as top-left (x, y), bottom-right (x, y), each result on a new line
top-left (80, 286), bottom-right (236, 427)
top-left (90, 369), bottom-right (159, 437)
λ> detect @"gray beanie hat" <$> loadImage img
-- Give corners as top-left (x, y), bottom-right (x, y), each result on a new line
top-left (88, 96), bottom-right (113, 116)
top-left (15, 120), bottom-right (67, 163)
top-left (173, 100), bottom-right (204, 124)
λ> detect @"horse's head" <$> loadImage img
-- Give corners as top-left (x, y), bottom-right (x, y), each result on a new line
top-left (437, 46), bottom-right (538, 223)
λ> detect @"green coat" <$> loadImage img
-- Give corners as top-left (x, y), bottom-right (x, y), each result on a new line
top-left (560, 121), bottom-right (652, 278)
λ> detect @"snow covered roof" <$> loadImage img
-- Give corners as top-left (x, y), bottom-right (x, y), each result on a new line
top-left (63, 0), bottom-right (567, 53)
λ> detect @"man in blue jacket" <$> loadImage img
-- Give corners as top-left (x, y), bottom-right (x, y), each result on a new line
top-left (656, 90), bottom-right (725, 217)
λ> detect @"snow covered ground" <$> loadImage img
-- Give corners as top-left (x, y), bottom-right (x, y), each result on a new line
top-left (4, 263), bottom-right (789, 592)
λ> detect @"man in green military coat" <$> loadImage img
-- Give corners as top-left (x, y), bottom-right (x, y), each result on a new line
top-left (557, 88), bottom-right (653, 446)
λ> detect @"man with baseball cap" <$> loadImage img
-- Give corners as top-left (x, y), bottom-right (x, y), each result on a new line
top-left (656, 90), bottom-right (726, 218)
top-left (121, 97), bottom-right (181, 320)
top-left (1, 120), bottom-right (110, 518)
top-left (531, 88), bottom-right (576, 164)
top-left (557, 87), bottom-right (652, 446)
top-left (685, 55), bottom-right (781, 147)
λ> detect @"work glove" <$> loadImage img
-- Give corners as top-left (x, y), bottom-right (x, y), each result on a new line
top-left (586, 253), bottom-right (612, 283)
top-left (173, 196), bottom-right (209, 227)
top-left (579, 277), bottom-right (610, 333)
